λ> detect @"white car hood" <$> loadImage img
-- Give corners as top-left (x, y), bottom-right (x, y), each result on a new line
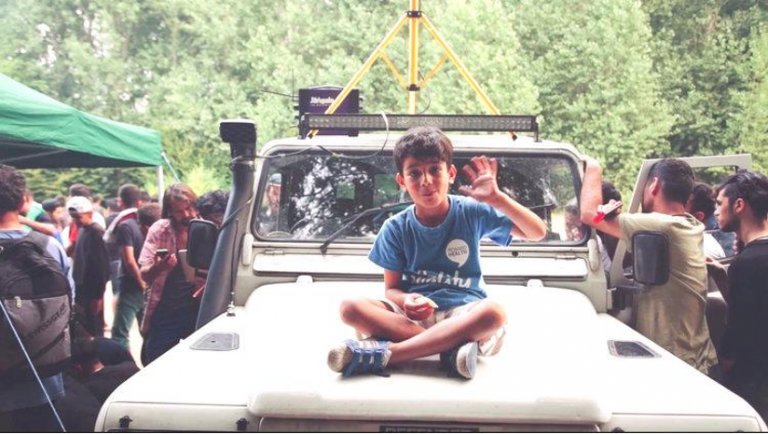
top-left (246, 281), bottom-right (612, 425)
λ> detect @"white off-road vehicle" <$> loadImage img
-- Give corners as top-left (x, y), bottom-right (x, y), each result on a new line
top-left (95, 116), bottom-right (765, 432)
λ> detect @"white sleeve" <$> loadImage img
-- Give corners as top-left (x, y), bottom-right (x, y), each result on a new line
top-left (703, 233), bottom-right (725, 259)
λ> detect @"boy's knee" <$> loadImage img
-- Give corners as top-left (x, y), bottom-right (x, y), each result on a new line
top-left (339, 299), bottom-right (365, 324)
top-left (477, 301), bottom-right (507, 330)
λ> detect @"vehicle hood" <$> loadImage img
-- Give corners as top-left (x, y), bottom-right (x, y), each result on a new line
top-left (246, 281), bottom-right (612, 425)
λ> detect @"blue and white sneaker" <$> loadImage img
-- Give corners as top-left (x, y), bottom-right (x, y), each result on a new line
top-left (328, 339), bottom-right (392, 377)
top-left (440, 341), bottom-right (478, 379)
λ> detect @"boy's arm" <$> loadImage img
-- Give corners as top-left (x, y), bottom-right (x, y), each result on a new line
top-left (19, 215), bottom-right (57, 237)
top-left (122, 245), bottom-right (146, 291)
top-left (383, 270), bottom-right (434, 319)
top-left (117, 224), bottom-right (146, 291)
top-left (383, 270), bottom-right (409, 309)
top-left (579, 157), bottom-right (623, 239)
top-left (460, 156), bottom-right (547, 241)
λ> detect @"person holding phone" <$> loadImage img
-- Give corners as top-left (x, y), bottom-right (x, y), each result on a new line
top-left (138, 183), bottom-right (205, 365)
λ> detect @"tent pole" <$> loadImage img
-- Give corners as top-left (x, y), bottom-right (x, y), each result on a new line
top-left (156, 166), bottom-right (165, 202)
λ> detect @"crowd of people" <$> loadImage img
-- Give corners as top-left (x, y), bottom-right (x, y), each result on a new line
top-left (0, 163), bottom-right (228, 431)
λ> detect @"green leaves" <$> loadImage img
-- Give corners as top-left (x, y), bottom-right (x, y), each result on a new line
top-left (513, 0), bottom-right (672, 189)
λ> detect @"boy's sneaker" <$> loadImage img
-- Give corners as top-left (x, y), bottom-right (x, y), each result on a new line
top-left (440, 341), bottom-right (479, 380)
top-left (478, 327), bottom-right (506, 357)
top-left (328, 339), bottom-right (392, 377)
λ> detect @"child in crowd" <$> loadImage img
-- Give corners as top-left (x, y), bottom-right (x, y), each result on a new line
top-left (328, 127), bottom-right (547, 379)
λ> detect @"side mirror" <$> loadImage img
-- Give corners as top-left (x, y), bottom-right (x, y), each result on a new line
top-left (632, 231), bottom-right (670, 286)
top-left (613, 231), bottom-right (670, 311)
top-left (188, 219), bottom-right (218, 269)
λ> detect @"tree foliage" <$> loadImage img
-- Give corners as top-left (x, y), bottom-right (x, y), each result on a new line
top-left (512, 0), bottom-right (672, 189)
top-left (642, 0), bottom-right (768, 159)
top-left (737, 26), bottom-right (768, 173)
top-left (0, 0), bottom-right (766, 198)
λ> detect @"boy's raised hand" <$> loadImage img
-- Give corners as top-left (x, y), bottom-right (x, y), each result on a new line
top-left (459, 156), bottom-right (501, 203)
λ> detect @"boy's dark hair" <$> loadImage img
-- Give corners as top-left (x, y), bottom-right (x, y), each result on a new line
top-left (105, 197), bottom-right (120, 212)
top-left (646, 159), bottom-right (695, 205)
top-left (393, 127), bottom-right (453, 174)
top-left (42, 197), bottom-right (65, 213)
top-left (716, 170), bottom-right (768, 220)
top-left (197, 190), bottom-right (229, 220)
top-left (118, 184), bottom-right (142, 208)
top-left (138, 203), bottom-right (162, 227)
top-left (69, 183), bottom-right (92, 198)
top-left (602, 181), bottom-right (622, 204)
top-left (689, 182), bottom-right (716, 219)
top-left (0, 164), bottom-right (27, 214)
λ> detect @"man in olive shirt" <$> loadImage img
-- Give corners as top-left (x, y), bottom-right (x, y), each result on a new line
top-left (580, 158), bottom-right (718, 375)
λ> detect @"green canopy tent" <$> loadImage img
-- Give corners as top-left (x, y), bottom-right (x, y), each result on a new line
top-left (0, 73), bottom-right (170, 192)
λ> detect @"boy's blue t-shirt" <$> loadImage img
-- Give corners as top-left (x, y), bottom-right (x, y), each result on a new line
top-left (369, 195), bottom-right (513, 311)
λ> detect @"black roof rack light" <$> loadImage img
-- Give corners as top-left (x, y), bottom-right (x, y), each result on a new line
top-left (301, 114), bottom-right (539, 141)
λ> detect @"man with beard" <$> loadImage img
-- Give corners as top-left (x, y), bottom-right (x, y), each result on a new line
top-left (138, 183), bottom-right (206, 365)
top-left (708, 171), bottom-right (768, 420)
top-left (579, 158), bottom-right (718, 376)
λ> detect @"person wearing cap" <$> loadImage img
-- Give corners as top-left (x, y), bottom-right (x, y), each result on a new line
top-left (68, 196), bottom-right (111, 338)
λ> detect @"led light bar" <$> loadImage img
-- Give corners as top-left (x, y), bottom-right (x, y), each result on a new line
top-left (302, 114), bottom-right (539, 140)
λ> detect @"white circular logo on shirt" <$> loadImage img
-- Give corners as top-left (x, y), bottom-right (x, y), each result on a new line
top-left (446, 239), bottom-right (470, 267)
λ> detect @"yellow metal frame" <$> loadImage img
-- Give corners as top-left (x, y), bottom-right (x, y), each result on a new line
top-left (310, 0), bottom-right (504, 137)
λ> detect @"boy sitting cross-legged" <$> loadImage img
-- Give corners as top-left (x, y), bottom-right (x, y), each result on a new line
top-left (328, 127), bottom-right (547, 379)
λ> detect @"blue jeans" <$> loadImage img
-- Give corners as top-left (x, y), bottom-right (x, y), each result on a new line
top-left (110, 281), bottom-right (144, 349)
top-left (109, 260), bottom-right (122, 296)
top-left (142, 305), bottom-right (198, 366)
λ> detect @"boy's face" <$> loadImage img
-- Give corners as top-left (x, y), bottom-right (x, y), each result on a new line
top-left (49, 206), bottom-right (64, 224)
top-left (69, 211), bottom-right (93, 227)
top-left (396, 157), bottom-right (456, 210)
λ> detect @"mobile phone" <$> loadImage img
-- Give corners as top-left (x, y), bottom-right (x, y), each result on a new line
top-left (156, 248), bottom-right (169, 258)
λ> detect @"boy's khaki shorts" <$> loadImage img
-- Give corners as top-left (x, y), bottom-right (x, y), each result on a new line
top-left (376, 298), bottom-right (506, 357)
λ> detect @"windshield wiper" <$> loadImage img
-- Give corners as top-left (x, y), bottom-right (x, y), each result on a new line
top-left (320, 201), bottom-right (413, 254)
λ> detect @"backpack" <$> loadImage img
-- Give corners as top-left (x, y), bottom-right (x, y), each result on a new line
top-left (0, 231), bottom-right (72, 383)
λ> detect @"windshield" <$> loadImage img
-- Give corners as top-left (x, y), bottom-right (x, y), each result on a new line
top-left (253, 150), bottom-right (585, 245)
